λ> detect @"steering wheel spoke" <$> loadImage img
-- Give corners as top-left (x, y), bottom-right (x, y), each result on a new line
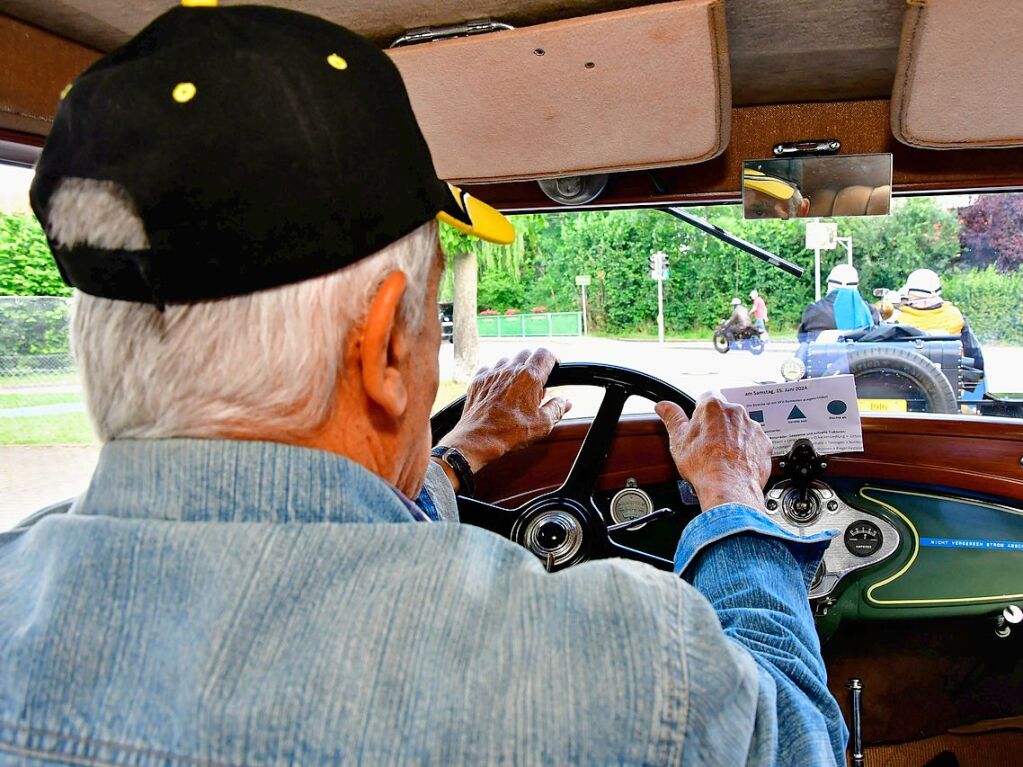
top-left (454, 495), bottom-right (520, 537)
top-left (605, 539), bottom-right (675, 572)
top-left (558, 385), bottom-right (629, 499)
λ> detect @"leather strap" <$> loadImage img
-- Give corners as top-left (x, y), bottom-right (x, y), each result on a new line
top-left (431, 446), bottom-right (476, 498)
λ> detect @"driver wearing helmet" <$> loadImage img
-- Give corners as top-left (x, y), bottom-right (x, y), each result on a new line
top-left (898, 268), bottom-right (985, 372)
top-left (723, 295), bottom-right (755, 337)
top-left (797, 264), bottom-right (879, 343)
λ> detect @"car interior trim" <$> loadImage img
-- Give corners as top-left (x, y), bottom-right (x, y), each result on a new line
top-left (862, 486), bottom-right (1023, 607)
top-left (891, 0), bottom-right (1023, 149)
top-left (389, 0), bottom-right (730, 183)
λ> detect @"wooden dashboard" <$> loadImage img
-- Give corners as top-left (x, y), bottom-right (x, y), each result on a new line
top-left (477, 413), bottom-right (1023, 507)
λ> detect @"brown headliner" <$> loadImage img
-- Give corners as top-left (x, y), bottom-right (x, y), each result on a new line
top-left (0, 0), bottom-right (907, 106)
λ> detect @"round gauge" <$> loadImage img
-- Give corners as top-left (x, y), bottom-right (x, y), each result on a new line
top-left (609, 486), bottom-right (654, 527)
top-left (844, 520), bottom-right (883, 557)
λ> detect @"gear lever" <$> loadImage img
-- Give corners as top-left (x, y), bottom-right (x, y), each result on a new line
top-left (778, 438), bottom-right (828, 511)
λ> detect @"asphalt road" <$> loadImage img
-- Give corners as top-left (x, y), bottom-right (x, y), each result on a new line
top-left (440, 337), bottom-right (1023, 417)
top-left (3, 337), bottom-right (1022, 531)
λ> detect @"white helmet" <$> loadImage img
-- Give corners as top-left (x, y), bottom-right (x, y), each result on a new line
top-left (826, 264), bottom-right (859, 288)
top-left (731, 297), bottom-right (742, 306)
top-left (904, 269), bottom-right (942, 307)
top-left (749, 289), bottom-right (759, 299)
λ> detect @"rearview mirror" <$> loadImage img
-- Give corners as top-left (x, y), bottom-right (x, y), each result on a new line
top-left (742, 153), bottom-right (892, 220)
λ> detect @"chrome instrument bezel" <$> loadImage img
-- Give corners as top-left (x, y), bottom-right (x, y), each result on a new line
top-left (609, 485), bottom-right (655, 529)
top-left (765, 480), bottom-right (901, 599)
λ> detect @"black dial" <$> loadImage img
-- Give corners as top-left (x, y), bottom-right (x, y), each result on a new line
top-left (844, 520), bottom-right (883, 557)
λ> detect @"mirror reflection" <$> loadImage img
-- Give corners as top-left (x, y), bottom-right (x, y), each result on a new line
top-left (743, 154), bottom-right (892, 220)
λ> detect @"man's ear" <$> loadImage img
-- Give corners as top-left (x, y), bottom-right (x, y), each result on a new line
top-left (800, 197), bottom-right (812, 216)
top-left (359, 271), bottom-right (410, 420)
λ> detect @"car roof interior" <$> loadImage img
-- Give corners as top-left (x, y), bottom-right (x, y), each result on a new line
top-left (3, 0), bottom-right (1023, 209)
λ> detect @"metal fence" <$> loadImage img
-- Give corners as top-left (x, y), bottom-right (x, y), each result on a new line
top-left (0, 296), bottom-right (74, 380)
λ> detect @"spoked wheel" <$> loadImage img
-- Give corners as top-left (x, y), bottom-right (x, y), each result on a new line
top-left (713, 332), bottom-right (730, 354)
top-left (430, 363), bottom-right (696, 572)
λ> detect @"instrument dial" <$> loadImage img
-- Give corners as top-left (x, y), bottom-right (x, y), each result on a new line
top-left (844, 520), bottom-right (883, 557)
top-left (610, 482), bottom-right (654, 528)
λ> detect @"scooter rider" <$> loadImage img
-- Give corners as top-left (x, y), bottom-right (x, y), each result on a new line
top-left (797, 264), bottom-right (879, 342)
top-left (899, 268), bottom-right (985, 373)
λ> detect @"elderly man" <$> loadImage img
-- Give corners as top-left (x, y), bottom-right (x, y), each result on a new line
top-left (1, 4), bottom-right (845, 766)
top-left (743, 168), bottom-right (812, 219)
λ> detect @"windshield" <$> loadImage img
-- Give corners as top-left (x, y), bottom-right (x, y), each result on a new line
top-left (436, 193), bottom-right (1023, 420)
top-left (3, 176), bottom-right (1023, 529)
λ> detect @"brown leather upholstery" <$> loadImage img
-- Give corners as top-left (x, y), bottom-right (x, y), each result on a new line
top-left (807, 184), bottom-right (891, 217)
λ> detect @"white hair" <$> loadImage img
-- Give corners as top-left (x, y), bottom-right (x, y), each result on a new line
top-left (49, 179), bottom-right (437, 442)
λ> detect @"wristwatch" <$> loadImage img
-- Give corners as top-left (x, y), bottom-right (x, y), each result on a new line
top-left (431, 445), bottom-right (476, 498)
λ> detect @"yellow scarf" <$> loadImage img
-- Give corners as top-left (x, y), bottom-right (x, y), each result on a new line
top-left (900, 303), bottom-right (964, 335)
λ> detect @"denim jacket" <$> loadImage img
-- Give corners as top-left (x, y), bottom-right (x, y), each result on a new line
top-left (0, 439), bottom-right (846, 766)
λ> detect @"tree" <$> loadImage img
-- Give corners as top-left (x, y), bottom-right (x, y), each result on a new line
top-left (959, 194), bottom-right (1023, 272)
top-left (0, 212), bottom-right (69, 296)
top-left (439, 224), bottom-right (479, 383)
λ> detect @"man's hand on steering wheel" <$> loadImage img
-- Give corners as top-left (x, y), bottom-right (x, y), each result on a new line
top-left (655, 395), bottom-right (772, 514)
top-left (437, 349), bottom-right (572, 490)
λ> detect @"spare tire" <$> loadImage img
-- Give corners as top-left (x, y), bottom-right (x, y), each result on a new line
top-left (845, 346), bottom-right (959, 414)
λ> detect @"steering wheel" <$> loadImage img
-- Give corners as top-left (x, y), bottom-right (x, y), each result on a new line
top-left (430, 362), bottom-right (696, 572)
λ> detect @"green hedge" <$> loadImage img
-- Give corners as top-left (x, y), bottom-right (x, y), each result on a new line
top-left (944, 268), bottom-right (1023, 345)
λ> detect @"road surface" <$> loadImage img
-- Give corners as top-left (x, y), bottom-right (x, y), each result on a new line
top-left (3, 338), bottom-right (1022, 530)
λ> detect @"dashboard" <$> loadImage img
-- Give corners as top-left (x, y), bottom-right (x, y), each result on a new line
top-left (598, 469), bottom-right (1023, 631)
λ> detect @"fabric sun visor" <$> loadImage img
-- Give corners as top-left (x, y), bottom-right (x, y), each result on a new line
top-left (436, 184), bottom-right (515, 244)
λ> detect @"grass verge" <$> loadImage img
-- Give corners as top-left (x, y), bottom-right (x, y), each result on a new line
top-left (0, 372), bottom-right (79, 389)
top-left (0, 384), bottom-right (467, 445)
top-left (0, 391), bottom-right (82, 409)
top-left (0, 411), bottom-right (97, 445)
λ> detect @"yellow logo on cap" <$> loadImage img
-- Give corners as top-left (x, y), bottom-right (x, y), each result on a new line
top-left (181, 0), bottom-right (218, 7)
top-left (59, 83), bottom-right (73, 100)
top-left (173, 82), bottom-right (197, 103)
top-left (327, 53), bottom-right (348, 70)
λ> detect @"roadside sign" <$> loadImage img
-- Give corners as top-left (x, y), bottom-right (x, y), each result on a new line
top-left (575, 275), bottom-right (591, 286)
top-left (806, 222), bottom-right (838, 250)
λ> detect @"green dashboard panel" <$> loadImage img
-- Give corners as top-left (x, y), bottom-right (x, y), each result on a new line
top-left (834, 486), bottom-right (1023, 621)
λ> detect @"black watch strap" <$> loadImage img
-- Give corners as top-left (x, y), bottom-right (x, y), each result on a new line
top-left (431, 445), bottom-right (476, 498)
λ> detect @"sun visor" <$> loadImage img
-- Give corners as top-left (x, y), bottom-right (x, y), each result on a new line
top-left (388, 0), bottom-right (730, 183)
top-left (891, 0), bottom-right (1023, 149)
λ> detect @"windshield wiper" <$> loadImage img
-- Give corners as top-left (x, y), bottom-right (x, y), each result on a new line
top-left (661, 207), bottom-right (804, 278)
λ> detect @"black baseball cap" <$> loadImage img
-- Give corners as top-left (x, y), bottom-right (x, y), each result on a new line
top-left (30, 1), bottom-right (513, 306)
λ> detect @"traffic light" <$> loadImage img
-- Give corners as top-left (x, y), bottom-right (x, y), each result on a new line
top-left (648, 252), bottom-right (668, 280)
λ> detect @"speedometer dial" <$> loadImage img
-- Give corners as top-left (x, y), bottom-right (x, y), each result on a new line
top-left (844, 520), bottom-right (883, 557)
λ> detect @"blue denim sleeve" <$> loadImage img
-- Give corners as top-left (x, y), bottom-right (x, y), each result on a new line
top-left (676, 504), bottom-right (848, 766)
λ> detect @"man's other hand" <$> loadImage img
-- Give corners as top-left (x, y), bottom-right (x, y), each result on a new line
top-left (439, 349), bottom-right (571, 476)
top-left (655, 394), bottom-right (771, 513)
